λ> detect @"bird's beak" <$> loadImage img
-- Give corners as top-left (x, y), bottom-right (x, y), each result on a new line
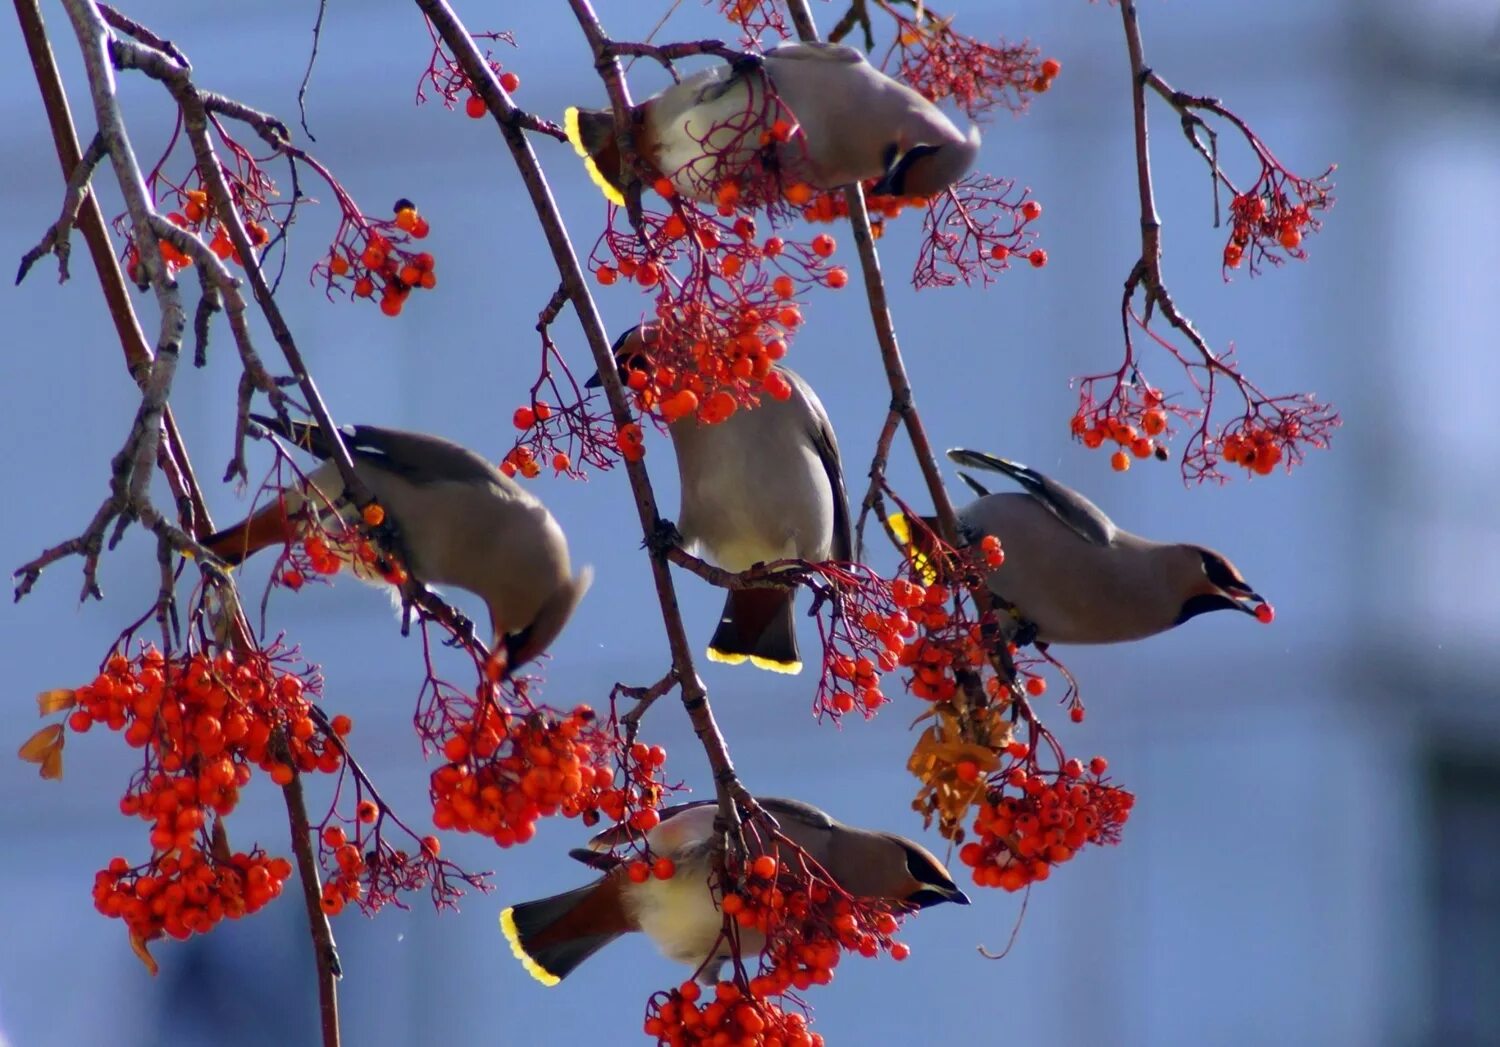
top-left (1220, 582), bottom-right (1271, 620)
top-left (948, 887), bottom-right (971, 906)
top-left (584, 367), bottom-right (604, 390)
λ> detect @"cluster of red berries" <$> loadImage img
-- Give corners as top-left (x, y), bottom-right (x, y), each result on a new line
top-left (322, 201), bottom-right (435, 317)
top-left (31, 646), bottom-right (347, 954)
top-left (1224, 188), bottom-right (1317, 270)
top-left (314, 821), bottom-right (445, 916)
top-left (892, 13), bottom-right (1061, 117)
top-left (891, 572), bottom-right (1000, 704)
top-left (430, 704), bottom-right (661, 847)
top-left (960, 750), bottom-right (1133, 890)
top-left (279, 504), bottom-right (409, 593)
top-left (126, 187), bottom-right (270, 282)
top-left (645, 980), bottom-right (822, 1047)
top-left (1071, 389), bottom-right (1174, 472)
top-left (93, 848), bottom-right (292, 960)
top-left (590, 199), bottom-right (845, 427)
top-left (1218, 425), bottom-right (1287, 476)
top-left (818, 575), bottom-right (915, 718)
top-left (462, 71), bottom-right (521, 118)
top-left (504, 402), bottom-right (573, 478)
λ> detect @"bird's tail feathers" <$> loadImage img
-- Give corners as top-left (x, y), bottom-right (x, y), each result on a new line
top-left (886, 512), bottom-right (943, 586)
top-left (501, 882), bottom-right (622, 986)
top-left (707, 588), bottom-right (800, 674)
top-left (200, 500), bottom-right (296, 566)
top-left (565, 107), bottom-right (626, 205)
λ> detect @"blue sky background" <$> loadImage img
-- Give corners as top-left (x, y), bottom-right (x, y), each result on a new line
top-left (3, 1), bottom-right (1498, 1045)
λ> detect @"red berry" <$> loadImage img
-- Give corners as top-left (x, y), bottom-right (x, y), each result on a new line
top-left (499, 72), bottom-right (520, 93)
top-left (1255, 602), bottom-right (1275, 624)
top-left (465, 94), bottom-right (486, 119)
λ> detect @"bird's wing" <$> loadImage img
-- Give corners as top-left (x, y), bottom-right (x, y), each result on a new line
top-left (946, 448), bottom-right (1116, 547)
top-left (253, 414), bottom-right (505, 489)
top-left (782, 369), bottom-right (853, 562)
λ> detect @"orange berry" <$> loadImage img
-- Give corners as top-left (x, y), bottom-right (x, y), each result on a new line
top-left (784, 182), bottom-right (813, 205)
top-left (1131, 437), bottom-right (1154, 459)
top-left (751, 854), bottom-right (777, 879)
top-left (763, 236), bottom-right (784, 258)
top-left (1028, 248), bottom-right (1048, 268)
top-left (772, 274), bottom-right (795, 299)
top-left (627, 860), bottom-right (650, 884)
top-left (330, 714), bottom-right (352, 736)
top-left (990, 244), bottom-right (1010, 261)
top-left (811, 234), bottom-right (835, 257)
top-left (329, 254), bottom-right (350, 277)
top-left (499, 71), bottom-right (520, 93)
top-left (357, 800), bottom-right (378, 824)
top-left (465, 94), bottom-right (486, 119)
top-left (379, 293), bottom-right (404, 317)
top-left (653, 178), bottom-right (676, 199)
top-left (826, 266), bottom-right (849, 289)
top-left (420, 835), bottom-right (441, 858)
top-left (513, 406), bottom-right (536, 430)
top-left (1110, 450), bottom-right (1130, 472)
top-left (551, 453), bottom-right (571, 472)
top-left (1021, 200), bottom-right (1042, 221)
top-left (635, 262), bottom-right (660, 288)
top-left (1278, 226), bottom-right (1302, 250)
top-left (361, 503), bottom-right (385, 527)
top-left (652, 857), bottom-right (676, 880)
top-left (595, 265), bottom-right (618, 286)
top-left (352, 276), bottom-right (374, 298)
top-left (1041, 58), bottom-right (1062, 79)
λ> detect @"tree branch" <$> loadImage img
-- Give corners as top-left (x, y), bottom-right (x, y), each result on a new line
top-left (415, 0), bottom-right (762, 845)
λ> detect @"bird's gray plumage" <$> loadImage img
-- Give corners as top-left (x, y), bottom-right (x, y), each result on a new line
top-left (943, 448), bottom-right (1264, 645)
top-left (569, 41), bottom-right (980, 203)
top-left (501, 796), bottom-right (967, 984)
top-left (209, 418), bottom-right (590, 670)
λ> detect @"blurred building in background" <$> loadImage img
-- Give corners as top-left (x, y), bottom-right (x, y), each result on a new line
top-left (2, 1), bottom-right (1496, 1045)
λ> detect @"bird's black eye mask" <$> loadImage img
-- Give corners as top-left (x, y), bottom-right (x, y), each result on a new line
top-left (873, 143), bottom-right (940, 196)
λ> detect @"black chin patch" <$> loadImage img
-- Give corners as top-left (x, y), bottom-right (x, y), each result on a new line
top-left (1174, 592), bottom-right (1241, 625)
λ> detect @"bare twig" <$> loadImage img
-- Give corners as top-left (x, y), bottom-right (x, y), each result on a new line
top-left (15, 131), bottom-right (104, 284)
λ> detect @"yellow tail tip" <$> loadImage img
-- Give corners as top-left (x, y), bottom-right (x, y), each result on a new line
top-left (563, 107), bottom-right (589, 158)
top-left (706, 646), bottom-right (801, 674)
top-left (749, 655), bottom-right (802, 675)
top-left (500, 907), bottom-right (561, 987)
top-left (705, 647), bottom-right (749, 667)
top-left (887, 512), bottom-right (937, 585)
top-left (564, 106), bottom-right (626, 206)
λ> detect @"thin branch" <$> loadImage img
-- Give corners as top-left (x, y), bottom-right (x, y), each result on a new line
top-left (15, 131), bottom-right (104, 284)
top-left (415, 0), bottom-right (763, 846)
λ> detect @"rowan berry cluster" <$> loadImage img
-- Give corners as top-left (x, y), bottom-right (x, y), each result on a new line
top-left (814, 572), bottom-right (911, 720)
top-left (121, 186), bottom-right (271, 283)
top-left (317, 200), bottom-right (436, 318)
top-left (915, 175), bottom-right (1048, 289)
top-left (277, 503), bottom-right (409, 594)
top-left (714, 0), bottom-right (789, 42)
top-left (640, 846), bottom-right (913, 1045)
top-left (960, 751), bottom-right (1134, 891)
top-left (1070, 384), bottom-right (1180, 473)
top-left (314, 819), bottom-right (466, 916)
top-left (591, 198), bottom-right (845, 428)
top-left (415, 22), bottom-right (517, 113)
top-left (24, 644), bottom-right (343, 963)
top-left (429, 703), bottom-right (664, 847)
top-left (1222, 168), bottom-right (1333, 276)
top-left (885, 12), bottom-right (1060, 118)
top-left (645, 981), bottom-right (820, 1047)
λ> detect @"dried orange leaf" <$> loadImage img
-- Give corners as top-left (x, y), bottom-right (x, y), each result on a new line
top-left (40, 747), bottom-right (64, 780)
top-left (130, 932), bottom-right (160, 976)
top-left (36, 688), bottom-right (77, 716)
top-left (18, 723), bottom-right (64, 765)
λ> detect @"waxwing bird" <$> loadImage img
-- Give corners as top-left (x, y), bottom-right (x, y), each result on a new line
top-left (588, 325), bottom-right (852, 673)
top-left (202, 416), bottom-right (591, 671)
top-left (501, 796), bottom-right (968, 985)
top-left (897, 448), bottom-right (1270, 646)
top-left (566, 41), bottom-right (980, 205)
